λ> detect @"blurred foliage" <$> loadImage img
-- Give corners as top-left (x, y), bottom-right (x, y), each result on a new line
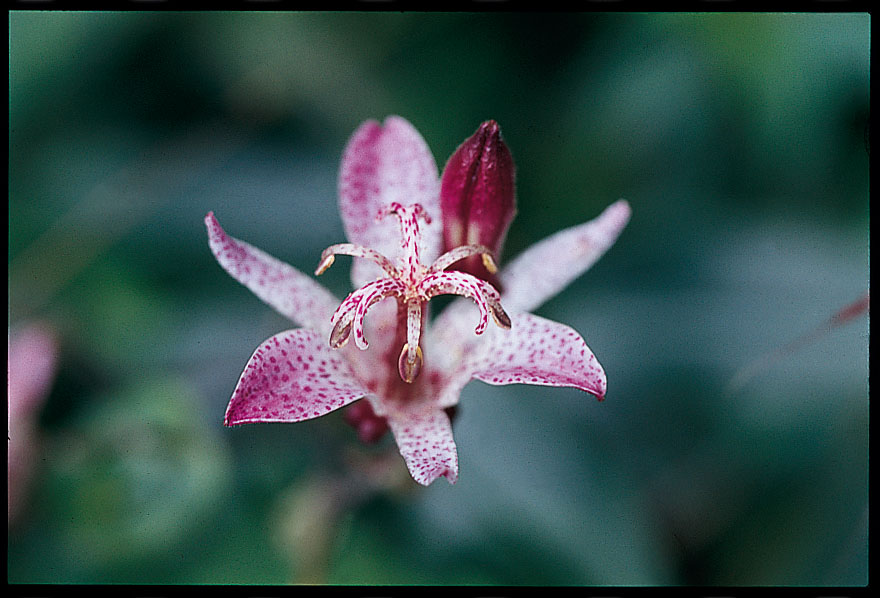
top-left (8, 11), bottom-right (868, 586)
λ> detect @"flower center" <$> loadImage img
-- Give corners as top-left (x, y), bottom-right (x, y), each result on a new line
top-left (316, 202), bottom-right (511, 383)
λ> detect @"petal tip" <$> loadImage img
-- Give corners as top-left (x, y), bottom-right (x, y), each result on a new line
top-left (479, 119), bottom-right (500, 133)
top-left (383, 114), bottom-right (414, 130)
top-left (223, 410), bottom-right (238, 427)
top-left (205, 212), bottom-right (225, 242)
top-left (582, 377), bottom-right (607, 402)
top-left (610, 198), bottom-right (632, 222)
top-left (415, 466), bottom-right (458, 486)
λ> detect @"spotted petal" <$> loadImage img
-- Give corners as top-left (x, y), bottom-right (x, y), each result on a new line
top-left (431, 312), bottom-right (607, 408)
top-left (499, 199), bottom-right (631, 314)
top-left (382, 405), bottom-right (459, 486)
top-left (338, 116), bottom-right (442, 287)
top-left (206, 212), bottom-right (340, 336)
top-left (224, 329), bottom-right (369, 426)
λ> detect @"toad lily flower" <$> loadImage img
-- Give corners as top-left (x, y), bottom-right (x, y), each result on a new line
top-left (206, 116), bottom-right (630, 486)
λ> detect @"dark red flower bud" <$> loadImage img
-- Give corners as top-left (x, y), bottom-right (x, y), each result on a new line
top-left (440, 120), bottom-right (516, 282)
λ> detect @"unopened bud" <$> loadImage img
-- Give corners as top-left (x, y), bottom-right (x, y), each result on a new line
top-left (440, 120), bottom-right (516, 281)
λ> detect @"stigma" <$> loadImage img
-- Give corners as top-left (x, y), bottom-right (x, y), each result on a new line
top-left (316, 202), bottom-right (511, 383)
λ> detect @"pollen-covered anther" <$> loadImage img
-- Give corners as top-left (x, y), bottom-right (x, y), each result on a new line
top-left (398, 343), bottom-right (423, 384)
top-left (481, 253), bottom-right (499, 275)
top-left (315, 254), bottom-right (335, 276)
top-left (315, 243), bottom-right (399, 278)
top-left (490, 301), bottom-right (512, 329)
top-left (329, 317), bottom-right (353, 349)
top-left (428, 243), bottom-right (499, 274)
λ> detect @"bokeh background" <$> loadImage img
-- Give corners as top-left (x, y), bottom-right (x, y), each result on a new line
top-left (8, 11), bottom-right (869, 586)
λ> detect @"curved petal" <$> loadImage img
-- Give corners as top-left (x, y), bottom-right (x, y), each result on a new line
top-left (432, 312), bottom-right (607, 408)
top-left (384, 406), bottom-right (459, 486)
top-left (224, 329), bottom-right (369, 426)
top-left (499, 199), bottom-right (631, 314)
top-left (206, 212), bottom-right (340, 336)
top-left (338, 116), bottom-right (442, 287)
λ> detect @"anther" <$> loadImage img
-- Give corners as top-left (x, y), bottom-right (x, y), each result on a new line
top-left (481, 253), bottom-right (499, 274)
top-left (330, 318), bottom-right (353, 349)
top-left (398, 342), bottom-right (423, 384)
top-left (315, 254), bottom-right (335, 276)
top-left (490, 303), bottom-right (512, 329)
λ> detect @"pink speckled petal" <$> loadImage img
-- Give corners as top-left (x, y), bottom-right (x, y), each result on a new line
top-left (434, 312), bottom-right (606, 408)
top-left (206, 212), bottom-right (340, 336)
top-left (224, 329), bottom-right (369, 426)
top-left (8, 324), bottom-right (58, 419)
top-left (385, 407), bottom-right (459, 486)
top-left (338, 116), bottom-right (442, 287)
top-left (499, 199), bottom-right (631, 313)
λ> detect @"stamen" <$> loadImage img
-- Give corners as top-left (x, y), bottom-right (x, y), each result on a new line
top-left (481, 253), bottom-right (499, 275)
top-left (384, 202), bottom-right (431, 224)
top-left (485, 290), bottom-right (512, 329)
top-left (406, 298), bottom-right (423, 374)
top-left (328, 278), bottom-right (403, 350)
top-left (380, 203), bottom-right (429, 281)
top-left (320, 201), bottom-right (511, 381)
top-left (398, 343), bottom-right (423, 384)
top-left (474, 277), bottom-right (511, 328)
top-left (351, 278), bottom-right (403, 350)
top-left (315, 243), bottom-right (398, 277)
top-left (429, 243), bottom-right (498, 274)
top-left (315, 254), bottom-right (335, 276)
top-left (408, 297), bottom-right (423, 340)
top-left (329, 317), bottom-right (353, 349)
top-left (420, 270), bottom-right (508, 335)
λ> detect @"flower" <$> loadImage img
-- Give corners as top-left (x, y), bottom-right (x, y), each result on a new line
top-left (206, 116), bottom-right (630, 486)
top-left (8, 322), bottom-right (59, 524)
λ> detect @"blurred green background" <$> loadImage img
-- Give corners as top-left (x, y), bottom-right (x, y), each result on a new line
top-left (8, 11), bottom-right (869, 586)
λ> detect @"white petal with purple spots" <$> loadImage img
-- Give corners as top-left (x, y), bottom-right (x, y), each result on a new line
top-left (225, 329), bottom-right (369, 425)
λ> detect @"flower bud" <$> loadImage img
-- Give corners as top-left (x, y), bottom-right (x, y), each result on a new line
top-left (440, 120), bottom-right (516, 281)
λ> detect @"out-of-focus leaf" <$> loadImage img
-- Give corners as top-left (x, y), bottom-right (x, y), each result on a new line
top-left (10, 378), bottom-right (230, 582)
